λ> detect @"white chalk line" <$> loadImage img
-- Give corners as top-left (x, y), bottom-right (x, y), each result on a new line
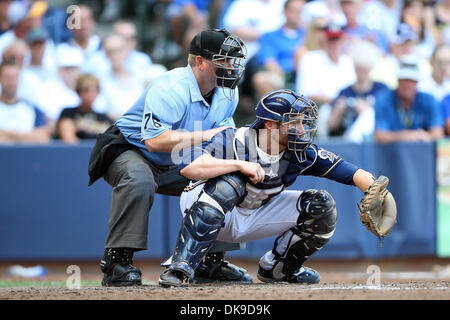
top-left (347, 271), bottom-right (450, 280)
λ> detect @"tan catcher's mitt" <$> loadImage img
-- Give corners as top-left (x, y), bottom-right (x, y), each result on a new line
top-left (359, 176), bottom-right (397, 238)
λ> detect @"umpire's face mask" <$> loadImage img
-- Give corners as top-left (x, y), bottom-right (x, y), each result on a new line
top-left (212, 57), bottom-right (245, 90)
top-left (211, 35), bottom-right (247, 100)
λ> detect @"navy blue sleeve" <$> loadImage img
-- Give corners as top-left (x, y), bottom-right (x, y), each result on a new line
top-left (33, 106), bottom-right (47, 127)
top-left (178, 127), bottom-right (237, 171)
top-left (324, 159), bottom-right (360, 185)
top-left (302, 145), bottom-right (359, 185)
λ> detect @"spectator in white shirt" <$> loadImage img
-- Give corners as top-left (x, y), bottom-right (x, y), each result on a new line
top-left (112, 20), bottom-right (153, 75)
top-left (22, 27), bottom-right (57, 83)
top-left (1, 39), bottom-right (45, 112)
top-left (63, 5), bottom-right (101, 64)
top-left (41, 44), bottom-right (84, 126)
top-left (295, 23), bottom-right (356, 105)
top-left (222, 0), bottom-right (285, 63)
top-left (418, 43), bottom-right (450, 102)
top-left (0, 60), bottom-right (50, 144)
top-left (83, 20), bottom-right (155, 85)
top-left (95, 34), bottom-right (145, 121)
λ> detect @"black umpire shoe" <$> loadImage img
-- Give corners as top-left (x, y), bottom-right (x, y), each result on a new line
top-left (100, 248), bottom-right (142, 287)
top-left (159, 269), bottom-right (186, 288)
top-left (189, 252), bottom-right (253, 284)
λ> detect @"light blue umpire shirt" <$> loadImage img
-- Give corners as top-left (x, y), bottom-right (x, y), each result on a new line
top-left (115, 64), bottom-right (238, 165)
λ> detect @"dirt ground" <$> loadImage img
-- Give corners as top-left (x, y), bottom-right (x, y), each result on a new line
top-left (1, 257), bottom-right (450, 300)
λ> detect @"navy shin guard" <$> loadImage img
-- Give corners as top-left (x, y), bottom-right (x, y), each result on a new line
top-left (169, 173), bottom-right (247, 278)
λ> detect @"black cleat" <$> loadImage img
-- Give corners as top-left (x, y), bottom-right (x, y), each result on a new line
top-left (189, 252), bottom-right (253, 284)
top-left (159, 269), bottom-right (186, 288)
top-left (101, 263), bottom-right (142, 287)
top-left (100, 248), bottom-right (142, 287)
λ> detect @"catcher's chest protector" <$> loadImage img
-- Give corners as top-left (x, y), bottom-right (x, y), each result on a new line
top-left (233, 128), bottom-right (293, 209)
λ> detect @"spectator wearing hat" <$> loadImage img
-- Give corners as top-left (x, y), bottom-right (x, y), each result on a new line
top-left (38, 43), bottom-right (85, 125)
top-left (0, 1), bottom-right (57, 74)
top-left (328, 41), bottom-right (388, 142)
top-left (57, 73), bottom-right (113, 143)
top-left (24, 42), bottom-right (105, 130)
top-left (22, 27), bottom-right (57, 80)
top-left (374, 54), bottom-right (444, 143)
top-left (0, 1), bottom-right (36, 57)
top-left (87, 29), bottom-right (252, 288)
top-left (371, 23), bottom-right (432, 89)
top-left (295, 23), bottom-right (356, 106)
top-left (0, 60), bottom-right (50, 144)
top-left (17, 28), bottom-right (56, 119)
top-left (295, 23), bottom-right (356, 138)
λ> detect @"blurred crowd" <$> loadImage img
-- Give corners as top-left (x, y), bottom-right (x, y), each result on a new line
top-left (0, 0), bottom-right (449, 145)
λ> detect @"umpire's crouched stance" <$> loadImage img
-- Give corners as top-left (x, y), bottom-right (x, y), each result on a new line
top-left (88, 29), bottom-right (251, 287)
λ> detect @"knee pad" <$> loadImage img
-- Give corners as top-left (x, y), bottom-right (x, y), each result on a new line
top-left (271, 190), bottom-right (337, 277)
top-left (170, 173), bottom-right (247, 278)
top-left (203, 172), bottom-right (247, 213)
top-left (296, 189), bottom-right (337, 237)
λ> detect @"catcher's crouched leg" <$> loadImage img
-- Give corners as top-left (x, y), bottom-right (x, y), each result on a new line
top-left (100, 248), bottom-right (142, 287)
top-left (258, 189), bottom-right (337, 284)
top-left (159, 173), bottom-right (251, 287)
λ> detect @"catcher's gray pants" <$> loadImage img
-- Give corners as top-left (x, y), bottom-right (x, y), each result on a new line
top-left (103, 149), bottom-right (242, 252)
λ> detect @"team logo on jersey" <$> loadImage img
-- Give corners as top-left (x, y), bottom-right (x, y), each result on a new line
top-left (318, 148), bottom-right (338, 162)
top-left (264, 167), bottom-right (278, 179)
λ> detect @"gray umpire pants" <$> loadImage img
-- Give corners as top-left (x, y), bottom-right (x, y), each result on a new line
top-left (103, 149), bottom-right (243, 252)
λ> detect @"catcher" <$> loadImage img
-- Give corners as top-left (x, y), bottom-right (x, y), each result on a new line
top-left (159, 89), bottom-right (397, 287)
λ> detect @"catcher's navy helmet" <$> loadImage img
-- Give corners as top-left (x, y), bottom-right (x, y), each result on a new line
top-left (250, 89), bottom-right (319, 162)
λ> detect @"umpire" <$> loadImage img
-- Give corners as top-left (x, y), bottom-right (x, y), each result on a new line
top-left (88, 29), bottom-right (251, 286)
